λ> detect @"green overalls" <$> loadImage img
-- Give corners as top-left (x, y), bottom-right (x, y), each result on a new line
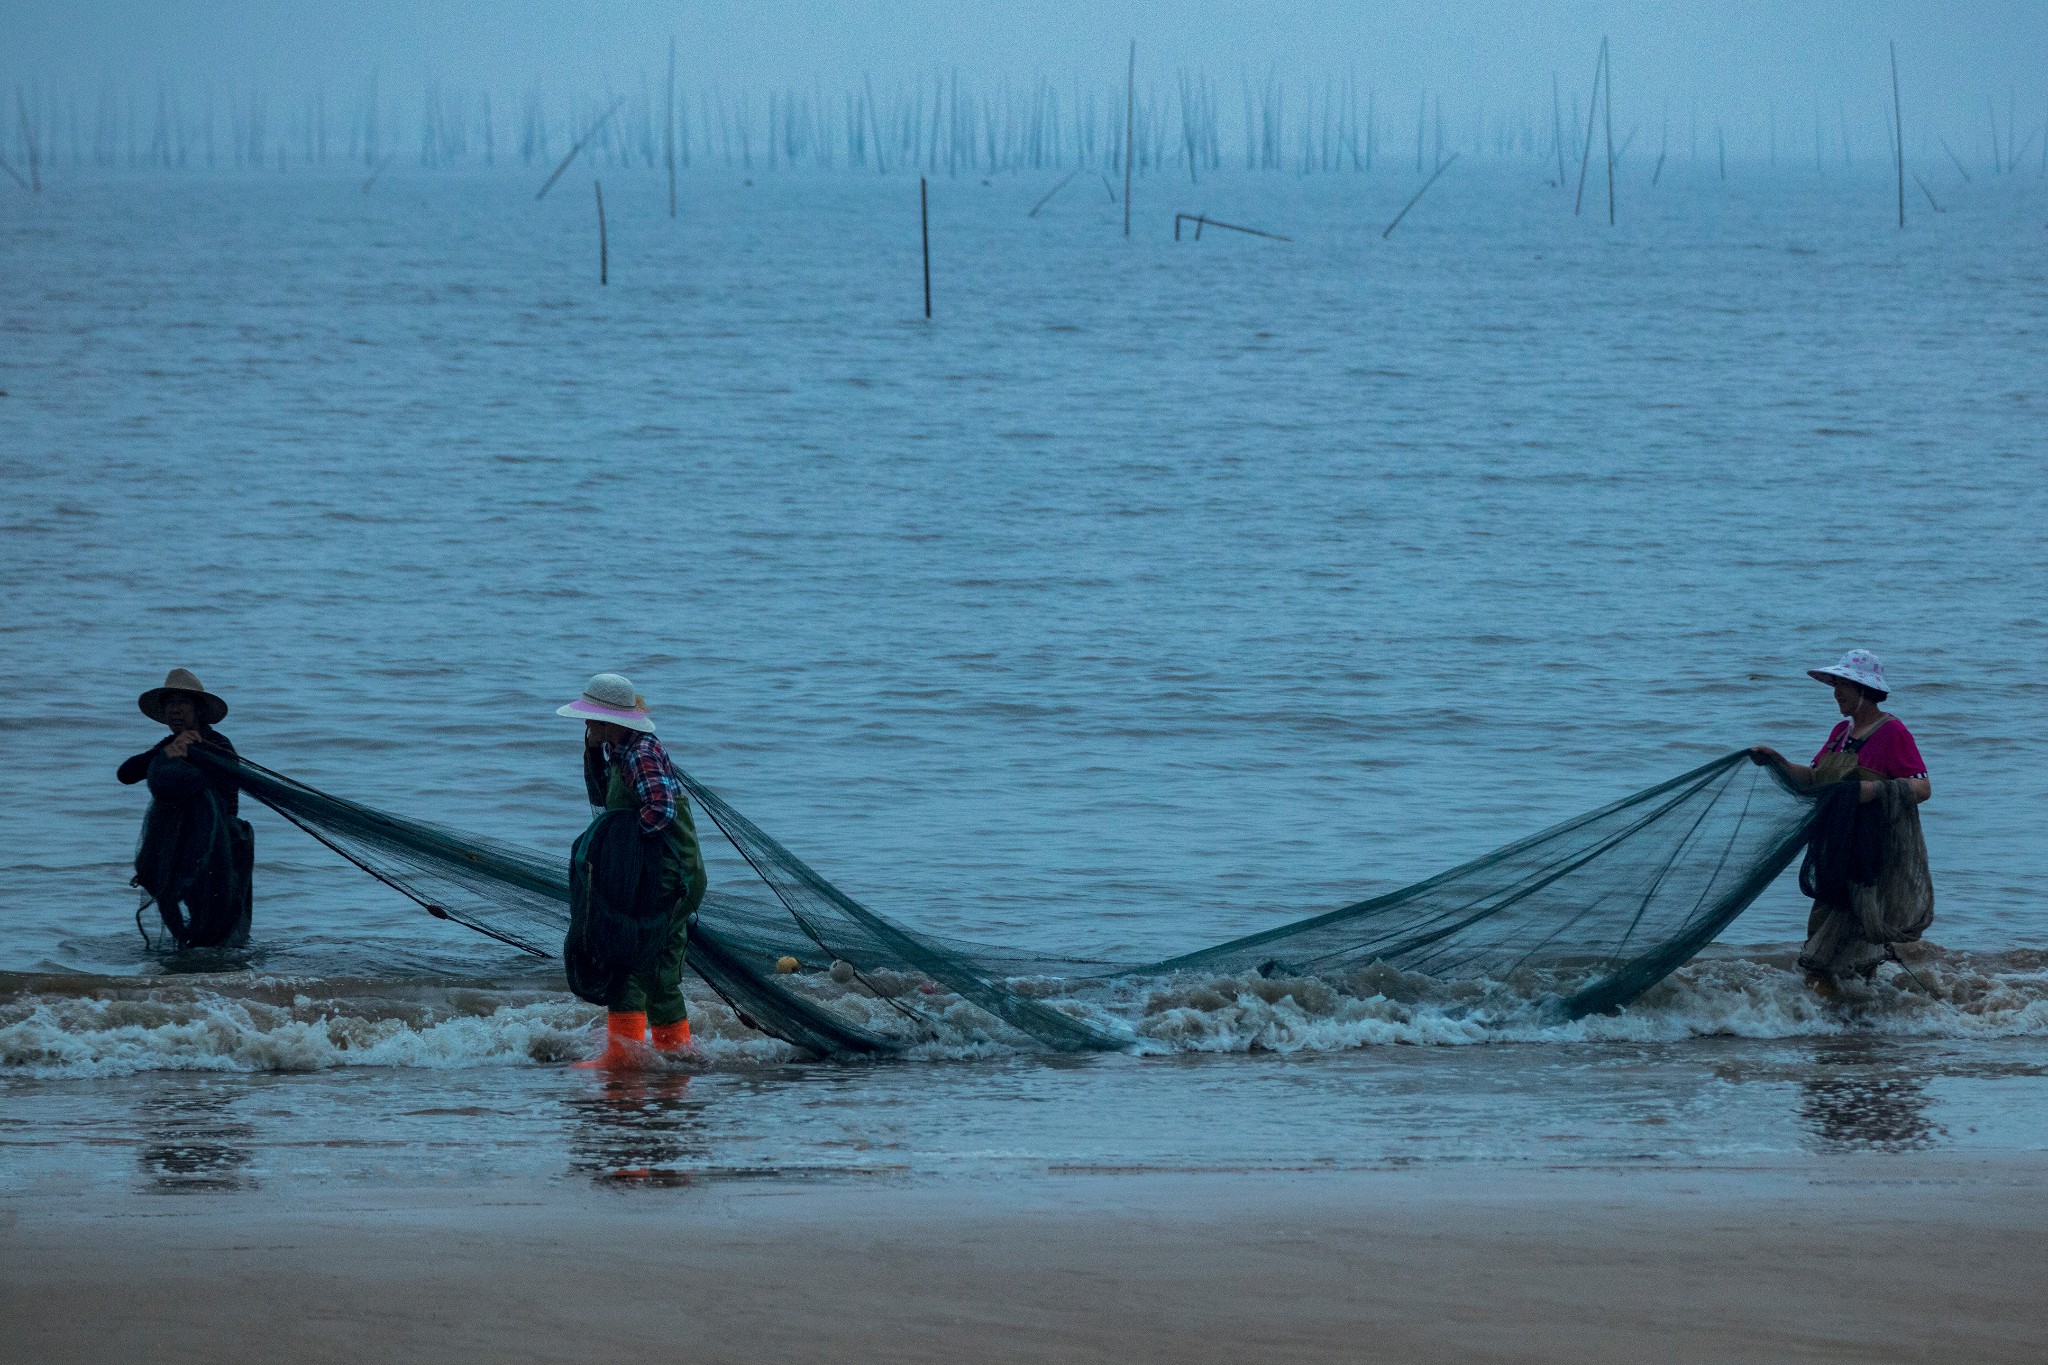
top-left (600, 760), bottom-right (707, 1027)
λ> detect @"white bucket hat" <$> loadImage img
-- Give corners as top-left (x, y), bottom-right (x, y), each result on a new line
top-left (1807, 649), bottom-right (1888, 699)
top-left (556, 672), bottom-right (656, 733)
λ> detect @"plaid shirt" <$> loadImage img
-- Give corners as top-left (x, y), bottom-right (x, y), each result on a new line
top-left (604, 732), bottom-right (684, 836)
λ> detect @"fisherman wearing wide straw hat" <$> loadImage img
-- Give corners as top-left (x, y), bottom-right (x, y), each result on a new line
top-left (1749, 649), bottom-right (1934, 995)
top-left (118, 669), bottom-right (255, 947)
top-left (557, 673), bottom-right (707, 1064)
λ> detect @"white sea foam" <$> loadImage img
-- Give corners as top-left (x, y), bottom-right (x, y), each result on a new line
top-left (0, 981), bottom-right (808, 1079)
top-left (6, 948), bottom-right (2046, 1079)
top-left (1123, 951), bottom-right (2048, 1053)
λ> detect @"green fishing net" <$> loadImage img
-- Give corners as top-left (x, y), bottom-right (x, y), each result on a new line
top-left (194, 749), bottom-right (1816, 1057)
top-left (194, 752), bottom-right (901, 1055)
top-left (1141, 753), bottom-right (1818, 1018)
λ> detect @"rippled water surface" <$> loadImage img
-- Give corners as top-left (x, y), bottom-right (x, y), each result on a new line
top-left (2, 165), bottom-right (2045, 1150)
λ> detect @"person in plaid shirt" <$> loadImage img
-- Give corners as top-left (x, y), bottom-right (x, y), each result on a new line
top-left (558, 672), bottom-right (707, 1062)
top-left (591, 727), bottom-right (686, 837)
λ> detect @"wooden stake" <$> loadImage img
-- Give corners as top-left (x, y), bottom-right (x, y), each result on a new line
top-left (537, 95), bottom-right (625, 200)
top-left (1175, 212), bottom-right (1289, 241)
top-left (1029, 167), bottom-right (1079, 217)
top-left (1602, 37), bottom-right (1615, 225)
top-left (866, 74), bottom-right (886, 174)
top-left (16, 88), bottom-right (39, 193)
top-left (1890, 41), bottom-right (1905, 228)
top-left (920, 176), bottom-right (931, 318)
top-left (665, 37), bottom-right (677, 218)
top-left (360, 150), bottom-right (395, 194)
top-left (1550, 72), bottom-right (1566, 185)
top-left (1936, 136), bottom-right (1971, 183)
top-left (1573, 42), bottom-right (1603, 215)
top-left (1383, 152), bottom-right (1458, 238)
top-left (1652, 98), bottom-right (1669, 185)
top-left (595, 180), bottom-right (608, 284)
top-left (1123, 41), bottom-right (1135, 238)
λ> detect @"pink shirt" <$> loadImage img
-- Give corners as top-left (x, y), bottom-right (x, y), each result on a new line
top-left (1813, 717), bottom-right (1928, 780)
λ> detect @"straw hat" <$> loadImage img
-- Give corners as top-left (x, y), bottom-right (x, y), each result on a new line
top-left (556, 672), bottom-right (656, 733)
top-left (138, 668), bottom-right (228, 726)
top-left (1807, 649), bottom-right (1889, 699)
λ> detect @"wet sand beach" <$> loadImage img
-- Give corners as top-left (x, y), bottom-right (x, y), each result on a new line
top-left (7, 1156), bottom-right (2046, 1364)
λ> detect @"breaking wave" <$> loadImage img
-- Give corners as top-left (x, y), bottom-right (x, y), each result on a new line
top-left (5, 947), bottom-right (2047, 1079)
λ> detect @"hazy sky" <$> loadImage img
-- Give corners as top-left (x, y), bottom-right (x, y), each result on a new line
top-left (8, 1), bottom-right (2044, 133)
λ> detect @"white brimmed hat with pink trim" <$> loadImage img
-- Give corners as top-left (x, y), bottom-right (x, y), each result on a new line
top-left (556, 672), bottom-right (656, 733)
top-left (1807, 649), bottom-right (1888, 699)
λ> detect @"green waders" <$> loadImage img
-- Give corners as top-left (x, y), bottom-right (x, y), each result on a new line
top-left (601, 763), bottom-right (707, 1028)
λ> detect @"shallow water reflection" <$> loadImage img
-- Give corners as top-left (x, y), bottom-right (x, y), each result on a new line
top-left (563, 1071), bottom-right (709, 1185)
top-left (8, 1036), bottom-right (2044, 1201)
top-left (137, 1082), bottom-right (257, 1193)
top-left (1795, 1040), bottom-right (1944, 1152)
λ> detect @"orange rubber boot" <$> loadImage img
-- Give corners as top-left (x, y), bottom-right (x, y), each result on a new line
top-left (575, 1011), bottom-right (648, 1068)
top-left (650, 1018), bottom-right (692, 1052)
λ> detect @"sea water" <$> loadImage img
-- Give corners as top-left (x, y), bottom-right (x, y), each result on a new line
top-left (2, 162), bottom-right (2045, 1187)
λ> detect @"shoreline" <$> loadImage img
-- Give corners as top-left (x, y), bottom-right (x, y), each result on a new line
top-left (7, 1155), bottom-right (2046, 1363)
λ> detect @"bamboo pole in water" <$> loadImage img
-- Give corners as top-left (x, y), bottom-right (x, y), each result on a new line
top-left (1602, 38), bottom-right (1615, 224)
top-left (1572, 41), bottom-right (1602, 215)
top-left (536, 95), bottom-right (624, 200)
top-left (1382, 151), bottom-right (1458, 239)
top-left (1912, 171), bottom-right (1944, 213)
top-left (2009, 122), bottom-right (2040, 175)
top-left (665, 38), bottom-right (676, 217)
top-left (920, 175), bottom-right (931, 318)
top-left (1122, 41), bottom-right (1134, 238)
top-left (16, 89), bottom-right (40, 192)
top-left (1889, 41), bottom-right (1905, 228)
top-left (595, 179), bottom-right (608, 284)
top-left (865, 74), bottom-right (886, 174)
top-left (1652, 98), bottom-right (1669, 185)
top-left (1550, 72), bottom-right (1566, 185)
top-left (1174, 212), bottom-right (1289, 242)
top-left (1936, 136), bottom-right (1971, 183)
top-left (360, 150), bottom-right (394, 193)
top-left (1029, 167), bottom-right (1079, 216)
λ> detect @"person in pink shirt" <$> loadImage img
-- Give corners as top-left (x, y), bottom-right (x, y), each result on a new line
top-left (1749, 648), bottom-right (1931, 804)
top-left (1750, 649), bottom-right (1934, 994)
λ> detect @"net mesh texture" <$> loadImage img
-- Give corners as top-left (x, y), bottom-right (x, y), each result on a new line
top-left (195, 749), bottom-right (1817, 1057)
